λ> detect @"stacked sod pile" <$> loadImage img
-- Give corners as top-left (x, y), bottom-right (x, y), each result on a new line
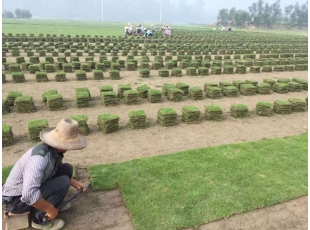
top-left (167, 87), bottom-right (184, 102)
top-left (288, 82), bottom-right (302, 92)
top-left (288, 98), bottom-right (307, 112)
top-left (223, 65), bottom-right (234, 74)
top-left (139, 68), bottom-right (150, 78)
top-left (2, 98), bottom-right (10, 115)
top-left (147, 89), bottom-right (162, 103)
top-left (2, 124), bottom-right (14, 147)
top-left (230, 104), bottom-right (249, 118)
top-left (93, 70), bottom-right (104, 80)
top-left (205, 105), bottom-right (223, 120)
top-left (256, 83), bottom-right (271, 94)
top-left (186, 67), bottom-right (197, 76)
top-left (176, 83), bottom-right (190, 95)
top-left (14, 96), bottom-right (36, 113)
top-left (6, 91), bottom-right (22, 106)
top-left (188, 87), bottom-right (203, 100)
top-left (250, 66), bottom-right (260, 73)
top-left (47, 93), bottom-right (64, 111)
top-left (293, 78), bottom-right (308, 90)
top-left (157, 108), bottom-right (178, 127)
top-left (118, 84), bottom-right (132, 98)
top-left (129, 110), bottom-right (147, 129)
top-left (76, 70), bottom-right (87, 81)
top-left (232, 80), bottom-right (246, 90)
top-left (245, 80), bottom-right (258, 86)
top-left (223, 86), bottom-right (238, 97)
top-left (35, 71), bottom-right (48, 82)
top-left (219, 81), bottom-right (233, 90)
top-left (12, 72), bottom-right (25, 83)
top-left (262, 65), bottom-right (272, 72)
top-left (45, 64), bottom-right (56, 73)
top-left (100, 91), bottom-right (117, 106)
top-left (162, 84), bottom-right (175, 96)
top-left (75, 88), bottom-right (91, 108)
top-left (159, 68), bottom-right (170, 77)
top-left (211, 67), bottom-right (222, 75)
top-left (109, 70), bottom-right (120, 80)
top-left (273, 83), bottom-right (289, 94)
top-left (55, 71), bottom-right (67, 82)
top-left (240, 84), bottom-right (256, 96)
top-left (206, 87), bottom-right (222, 99)
top-left (182, 106), bottom-right (201, 124)
top-left (42, 90), bottom-right (58, 105)
top-left (273, 100), bottom-right (292, 114)
top-left (204, 82), bottom-right (218, 92)
top-left (235, 65), bottom-right (246, 74)
top-left (123, 90), bottom-right (140, 105)
top-left (97, 114), bottom-right (119, 133)
top-left (198, 67), bottom-right (209, 76)
top-left (27, 119), bottom-right (49, 141)
top-left (137, 84), bottom-right (151, 98)
top-left (69, 115), bottom-right (89, 135)
top-left (263, 78), bottom-right (276, 87)
top-left (256, 101), bottom-right (272, 116)
top-left (81, 63), bottom-right (91, 72)
top-left (171, 68), bottom-right (182, 77)
top-left (2, 72), bottom-right (6, 83)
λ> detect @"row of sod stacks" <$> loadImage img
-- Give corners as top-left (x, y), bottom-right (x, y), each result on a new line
top-left (273, 100), bottom-right (292, 114)
top-left (256, 101), bottom-right (272, 116)
top-left (256, 83), bottom-right (271, 94)
top-left (42, 90), bottom-right (58, 104)
top-left (147, 89), bottom-right (162, 103)
top-left (129, 110), bottom-right (147, 129)
top-left (97, 114), bottom-right (119, 133)
top-left (176, 83), bottom-right (189, 95)
top-left (223, 86), bottom-right (238, 97)
top-left (6, 91), bottom-right (22, 106)
top-left (273, 83), bottom-right (288, 93)
top-left (47, 93), bottom-right (64, 111)
top-left (15, 96), bottom-right (36, 113)
top-left (230, 104), bottom-right (249, 118)
top-left (123, 90), bottom-right (140, 104)
top-left (205, 105), bottom-right (223, 120)
top-left (137, 84), bottom-right (151, 98)
top-left (139, 68), bottom-right (150, 78)
top-left (55, 71), bottom-right (67, 81)
top-left (188, 87), bottom-right (203, 100)
top-left (100, 91), bottom-right (117, 106)
top-left (2, 98), bottom-right (10, 114)
top-left (157, 108), bottom-right (177, 127)
top-left (206, 87), bottom-right (222, 99)
top-left (293, 78), bottom-right (308, 90)
top-left (182, 106), bottom-right (201, 123)
top-left (236, 65), bottom-right (246, 74)
top-left (2, 124), bottom-right (14, 147)
top-left (27, 119), bottom-right (49, 141)
top-left (12, 72), bottom-right (25, 83)
top-left (288, 82), bottom-right (302, 92)
top-left (167, 87), bottom-right (184, 102)
top-left (109, 70), bottom-right (120, 80)
top-left (118, 84), bottom-right (132, 98)
top-left (288, 98), bottom-right (307, 112)
top-left (171, 68), bottom-right (182, 77)
top-left (240, 84), bottom-right (256, 96)
top-left (69, 115), bottom-right (89, 135)
top-left (75, 88), bottom-right (91, 108)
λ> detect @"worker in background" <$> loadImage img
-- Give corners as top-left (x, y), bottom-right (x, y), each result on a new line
top-left (144, 28), bottom-right (153, 38)
top-left (151, 24), bottom-right (156, 32)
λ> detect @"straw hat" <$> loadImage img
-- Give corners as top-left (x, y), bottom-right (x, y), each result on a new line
top-left (40, 118), bottom-right (87, 150)
top-left (151, 24), bottom-right (154, 27)
top-left (144, 28), bottom-right (147, 31)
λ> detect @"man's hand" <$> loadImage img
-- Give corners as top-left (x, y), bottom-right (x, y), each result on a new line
top-left (70, 178), bottom-right (88, 192)
top-left (45, 206), bottom-right (58, 220)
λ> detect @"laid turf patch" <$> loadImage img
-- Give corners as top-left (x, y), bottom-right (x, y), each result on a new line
top-left (88, 133), bottom-right (308, 230)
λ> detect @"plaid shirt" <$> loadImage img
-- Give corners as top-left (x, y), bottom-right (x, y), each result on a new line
top-left (2, 143), bottom-right (63, 205)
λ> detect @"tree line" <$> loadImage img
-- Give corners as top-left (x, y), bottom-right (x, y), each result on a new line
top-left (217, 0), bottom-right (308, 28)
top-left (3, 8), bottom-right (32, 18)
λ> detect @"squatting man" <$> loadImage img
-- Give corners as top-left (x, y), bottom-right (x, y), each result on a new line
top-left (2, 118), bottom-right (88, 230)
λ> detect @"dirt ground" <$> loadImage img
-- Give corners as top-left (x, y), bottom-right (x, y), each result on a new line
top-left (2, 59), bottom-right (308, 230)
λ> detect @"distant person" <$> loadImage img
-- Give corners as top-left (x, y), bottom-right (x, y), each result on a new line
top-left (144, 28), bottom-right (153, 38)
top-left (151, 24), bottom-right (156, 32)
top-left (221, 26), bottom-right (226, 31)
top-left (136, 25), bottom-right (142, 35)
top-left (228, 27), bottom-right (232, 32)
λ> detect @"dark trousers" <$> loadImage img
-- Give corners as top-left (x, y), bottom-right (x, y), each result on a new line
top-left (8, 163), bottom-right (72, 224)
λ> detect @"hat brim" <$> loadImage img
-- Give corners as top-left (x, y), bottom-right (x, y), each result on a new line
top-left (40, 127), bottom-right (87, 151)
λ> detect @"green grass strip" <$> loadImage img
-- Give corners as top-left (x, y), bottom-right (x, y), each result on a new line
top-left (88, 133), bottom-right (308, 230)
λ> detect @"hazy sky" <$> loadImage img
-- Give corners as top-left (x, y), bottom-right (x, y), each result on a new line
top-left (2, 0), bottom-right (307, 24)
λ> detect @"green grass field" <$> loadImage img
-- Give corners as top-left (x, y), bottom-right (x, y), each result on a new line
top-left (86, 133), bottom-right (307, 230)
top-left (2, 18), bottom-right (307, 36)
